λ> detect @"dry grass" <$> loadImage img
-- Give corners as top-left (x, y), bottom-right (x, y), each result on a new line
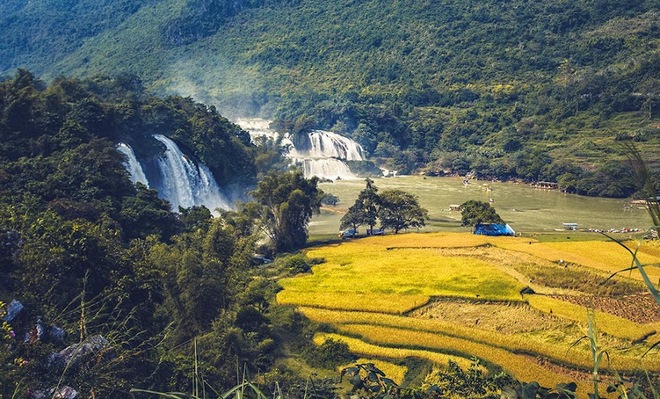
top-left (278, 238), bottom-right (525, 313)
top-left (525, 295), bottom-right (657, 341)
top-left (314, 333), bottom-right (474, 372)
top-left (281, 233), bottom-right (660, 387)
top-left (410, 298), bottom-right (575, 334)
top-left (278, 291), bottom-right (429, 313)
top-left (335, 323), bottom-right (583, 390)
top-left (299, 307), bottom-right (660, 372)
top-left (500, 240), bottom-right (660, 283)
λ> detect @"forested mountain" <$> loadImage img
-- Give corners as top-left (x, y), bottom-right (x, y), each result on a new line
top-left (0, 71), bottom-right (325, 397)
top-left (1, 0), bottom-right (658, 195)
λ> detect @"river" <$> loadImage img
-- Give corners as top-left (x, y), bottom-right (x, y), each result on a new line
top-left (309, 175), bottom-right (652, 235)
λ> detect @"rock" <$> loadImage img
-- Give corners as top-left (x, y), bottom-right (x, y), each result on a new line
top-left (48, 335), bottom-right (112, 370)
top-left (4, 299), bottom-right (23, 322)
top-left (29, 386), bottom-right (77, 399)
top-left (51, 386), bottom-right (78, 399)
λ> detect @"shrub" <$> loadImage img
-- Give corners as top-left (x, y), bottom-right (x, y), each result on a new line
top-left (305, 338), bottom-right (354, 370)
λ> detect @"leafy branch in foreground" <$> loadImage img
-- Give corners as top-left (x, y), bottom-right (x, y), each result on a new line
top-left (602, 233), bottom-right (660, 307)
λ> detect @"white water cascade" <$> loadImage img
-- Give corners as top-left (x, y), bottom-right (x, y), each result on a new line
top-left (236, 118), bottom-right (365, 180)
top-left (116, 143), bottom-right (149, 187)
top-left (153, 134), bottom-right (231, 212)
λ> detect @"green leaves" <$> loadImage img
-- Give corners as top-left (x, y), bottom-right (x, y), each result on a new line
top-left (459, 200), bottom-right (504, 228)
top-left (378, 189), bottom-right (428, 234)
top-left (250, 170), bottom-right (323, 253)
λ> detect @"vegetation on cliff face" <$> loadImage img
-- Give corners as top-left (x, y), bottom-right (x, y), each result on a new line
top-left (0, 70), bottom-right (300, 397)
top-left (1, 0), bottom-right (657, 196)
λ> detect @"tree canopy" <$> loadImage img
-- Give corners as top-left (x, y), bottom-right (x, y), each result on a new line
top-left (460, 200), bottom-right (504, 229)
top-left (340, 178), bottom-right (380, 232)
top-left (249, 170), bottom-right (324, 253)
top-left (378, 189), bottom-right (428, 233)
top-left (1, 0), bottom-right (656, 197)
top-left (341, 179), bottom-right (428, 234)
top-left (0, 70), bottom-right (279, 397)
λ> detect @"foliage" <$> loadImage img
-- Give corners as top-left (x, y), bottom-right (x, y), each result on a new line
top-left (424, 359), bottom-right (514, 399)
top-left (320, 193), bottom-right (339, 206)
top-left (340, 362), bottom-right (398, 398)
top-left (378, 189), bottom-right (428, 234)
top-left (279, 253), bottom-right (315, 275)
top-left (0, 69), bottom-right (275, 397)
top-left (340, 178), bottom-right (380, 231)
top-left (305, 338), bottom-right (354, 370)
top-left (460, 200), bottom-right (504, 228)
top-left (1, 0), bottom-right (658, 196)
top-left (339, 178), bottom-right (428, 234)
top-left (249, 170), bottom-right (324, 253)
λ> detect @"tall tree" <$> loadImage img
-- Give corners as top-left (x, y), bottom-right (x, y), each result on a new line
top-left (340, 178), bottom-right (380, 232)
top-left (460, 200), bottom-right (504, 230)
top-left (378, 189), bottom-right (428, 233)
top-left (250, 170), bottom-right (323, 253)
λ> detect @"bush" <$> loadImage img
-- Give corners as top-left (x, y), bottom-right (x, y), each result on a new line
top-left (305, 338), bottom-right (354, 370)
top-left (281, 254), bottom-right (312, 275)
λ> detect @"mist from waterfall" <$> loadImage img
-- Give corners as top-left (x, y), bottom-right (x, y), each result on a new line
top-left (298, 158), bottom-right (357, 180)
top-left (153, 134), bottom-right (231, 212)
top-left (116, 143), bottom-right (149, 187)
top-left (236, 118), bottom-right (365, 180)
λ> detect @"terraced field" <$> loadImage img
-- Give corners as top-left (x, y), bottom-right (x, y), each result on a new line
top-left (277, 232), bottom-right (660, 394)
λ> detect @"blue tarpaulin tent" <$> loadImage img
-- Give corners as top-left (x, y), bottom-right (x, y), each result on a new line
top-left (474, 223), bottom-right (515, 236)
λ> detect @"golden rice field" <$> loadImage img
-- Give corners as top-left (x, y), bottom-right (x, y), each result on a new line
top-left (315, 333), bottom-right (473, 377)
top-left (500, 240), bottom-right (660, 283)
top-left (277, 232), bottom-right (660, 391)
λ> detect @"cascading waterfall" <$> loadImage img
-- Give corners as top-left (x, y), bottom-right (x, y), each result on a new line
top-left (153, 134), bottom-right (231, 212)
top-left (299, 158), bottom-right (356, 180)
top-left (237, 118), bottom-right (365, 180)
top-left (289, 130), bottom-right (365, 161)
top-left (116, 143), bottom-right (149, 186)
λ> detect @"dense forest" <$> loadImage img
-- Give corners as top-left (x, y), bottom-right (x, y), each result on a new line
top-left (1, 0), bottom-right (659, 396)
top-left (0, 70), bottom-right (334, 397)
top-left (0, 0), bottom-right (658, 197)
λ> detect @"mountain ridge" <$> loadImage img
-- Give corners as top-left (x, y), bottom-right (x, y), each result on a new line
top-left (1, 0), bottom-right (658, 196)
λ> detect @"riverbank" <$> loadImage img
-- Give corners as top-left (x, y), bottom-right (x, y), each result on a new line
top-left (309, 176), bottom-right (653, 236)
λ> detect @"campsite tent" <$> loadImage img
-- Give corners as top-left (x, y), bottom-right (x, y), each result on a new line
top-left (473, 223), bottom-right (515, 236)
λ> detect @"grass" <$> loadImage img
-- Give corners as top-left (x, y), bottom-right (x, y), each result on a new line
top-left (314, 333), bottom-right (474, 373)
top-left (279, 233), bottom-right (660, 388)
top-left (526, 295), bottom-right (657, 341)
top-left (299, 307), bottom-right (660, 372)
top-left (278, 236), bottom-right (526, 313)
top-left (499, 240), bottom-right (660, 283)
top-left (333, 323), bottom-right (581, 391)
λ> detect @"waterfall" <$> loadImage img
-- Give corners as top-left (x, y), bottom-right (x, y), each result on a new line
top-left (153, 134), bottom-right (231, 212)
top-left (116, 143), bottom-right (149, 187)
top-left (291, 130), bottom-right (365, 161)
top-left (298, 158), bottom-right (357, 180)
top-left (237, 118), bottom-right (365, 180)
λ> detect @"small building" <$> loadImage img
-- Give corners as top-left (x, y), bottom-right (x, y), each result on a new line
top-left (562, 223), bottom-right (578, 231)
top-left (535, 181), bottom-right (559, 189)
top-left (474, 223), bottom-right (516, 236)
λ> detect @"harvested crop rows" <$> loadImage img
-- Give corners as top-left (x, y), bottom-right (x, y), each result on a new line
top-left (278, 232), bottom-right (660, 391)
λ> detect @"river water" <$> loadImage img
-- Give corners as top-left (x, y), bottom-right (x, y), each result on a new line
top-left (310, 176), bottom-right (652, 235)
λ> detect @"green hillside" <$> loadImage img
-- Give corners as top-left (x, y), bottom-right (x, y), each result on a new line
top-left (1, 0), bottom-right (658, 196)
